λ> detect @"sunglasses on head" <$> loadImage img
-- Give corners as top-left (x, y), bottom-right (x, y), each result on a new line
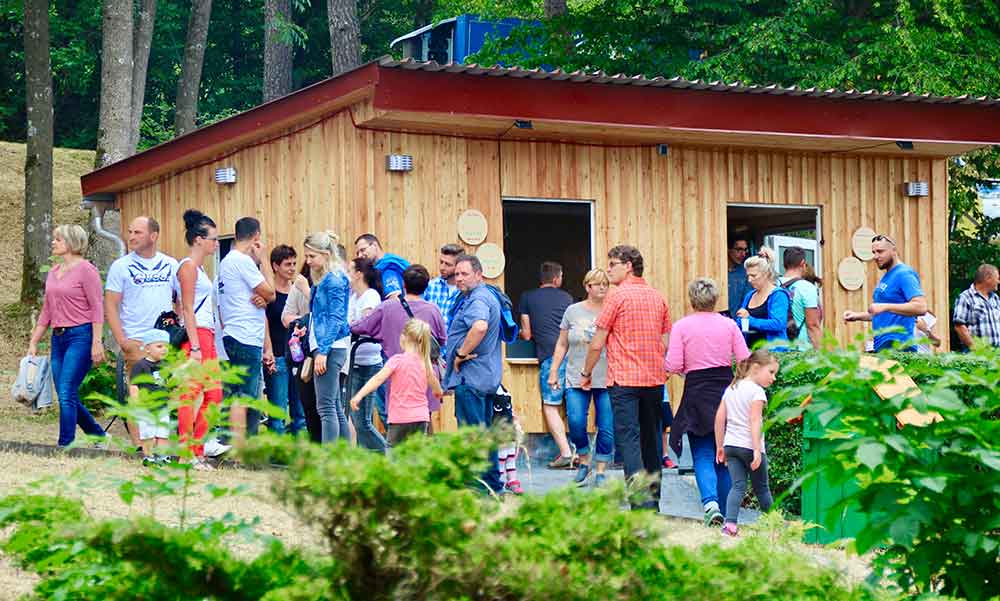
top-left (872, 234), bottom-right (896, 246)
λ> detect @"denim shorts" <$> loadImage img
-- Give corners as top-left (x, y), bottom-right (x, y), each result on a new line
top-left (538, 356), bottom-right (566, 406)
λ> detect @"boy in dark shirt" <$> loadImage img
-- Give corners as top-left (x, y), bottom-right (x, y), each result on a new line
top-left (129, 329), bottom-right (172, 466)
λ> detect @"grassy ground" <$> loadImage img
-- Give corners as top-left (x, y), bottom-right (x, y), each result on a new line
top-left (0, 448), bottom-right (873, 600)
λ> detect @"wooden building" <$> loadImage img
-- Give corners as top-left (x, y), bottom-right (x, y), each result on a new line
top-left (81, 58), bottom-right (1000, 433)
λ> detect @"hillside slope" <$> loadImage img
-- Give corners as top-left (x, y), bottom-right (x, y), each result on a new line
top-left (0, 142), bottom-right (97, 305)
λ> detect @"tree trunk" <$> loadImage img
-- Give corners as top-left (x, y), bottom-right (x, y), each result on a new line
top-left (96, 0), bottom-right (134, 168)
top-left (544, 0), bottom-right (567, 18)
top-left (327, 0), bottom-right (360, 77)
top-left (174, 0), bottom-right (213, 137)
top-left (263, 0), bottom-right (293, 102)
top-left (23, 0), bottom-right (54, 303)
top-left (129, 0), bottom-right (157, 154)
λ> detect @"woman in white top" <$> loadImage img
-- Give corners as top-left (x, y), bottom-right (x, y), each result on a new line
top-left (344, 257), bottom-right (386, 451)
top-left (174, 209), bottom-right (226, 466)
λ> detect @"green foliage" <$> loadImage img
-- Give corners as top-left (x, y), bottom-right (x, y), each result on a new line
top-left (765, 349), bottom-right (997, 516)
top-left (78, 360), bottom-right (116, 416)
top-left (774, 346), bottom-right (1000, 600)
top-left (1, 360), bottom-right (893, 601)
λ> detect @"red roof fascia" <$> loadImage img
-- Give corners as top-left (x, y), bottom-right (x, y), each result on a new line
top-left (372, 67), bottom-right (1000, 145)
top-left (81, 63), bottom-right (380, 196)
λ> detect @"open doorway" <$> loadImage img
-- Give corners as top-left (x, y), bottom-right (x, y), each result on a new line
top-left (727, 204), bottom-right (821, 278)
top-left (503, 198), bottom-right (593, 360)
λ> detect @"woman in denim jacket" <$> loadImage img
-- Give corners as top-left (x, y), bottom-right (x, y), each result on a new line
top-left (304, 231), bottom-right (351, 443)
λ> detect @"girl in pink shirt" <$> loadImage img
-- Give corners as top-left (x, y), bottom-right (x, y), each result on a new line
top-left (350, 319), bottom-right (443, 446)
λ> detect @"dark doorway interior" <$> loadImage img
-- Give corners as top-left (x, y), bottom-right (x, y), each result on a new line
top-left (727, 205), bottom-right (820, 277)
top-left (502, 199), bottom-right (592, 309)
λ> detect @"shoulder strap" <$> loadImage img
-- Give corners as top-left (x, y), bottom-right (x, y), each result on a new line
top-left (781, 277), bottom-right (803, 290)
top-left (399, 296), bottom-right (415, 319)
top-left (194, 295), bottom-right (208, 315)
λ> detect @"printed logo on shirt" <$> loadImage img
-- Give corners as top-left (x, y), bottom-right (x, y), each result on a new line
top-left (128, 260), bottom-right (174, 286)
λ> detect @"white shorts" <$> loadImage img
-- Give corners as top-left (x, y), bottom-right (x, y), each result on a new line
top-left (138, 414), bottom-right (171, 441)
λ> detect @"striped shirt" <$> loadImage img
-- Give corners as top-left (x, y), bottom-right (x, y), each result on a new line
top-left (953, 284), bottom-right (1000, 347)
top-left (595, 275), bottom-right (672, 387)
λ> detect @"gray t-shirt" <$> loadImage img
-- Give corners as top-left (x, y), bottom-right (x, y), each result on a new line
top-left (560, 302), bottom-right (608, 389)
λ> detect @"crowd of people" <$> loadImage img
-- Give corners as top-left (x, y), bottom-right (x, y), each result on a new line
top-left (26, 212), bottom-right (1000, 527)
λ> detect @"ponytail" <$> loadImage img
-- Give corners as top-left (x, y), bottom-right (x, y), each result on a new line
top-left (732, 349), bottom-right (777, 388)
top-left (744, 246), bottom-right (777, 283)
top-left (401, 319), bottom-right (434, 382)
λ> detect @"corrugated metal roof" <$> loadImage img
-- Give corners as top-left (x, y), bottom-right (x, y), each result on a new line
top-left (377, 56), bottom-right (1000, 107)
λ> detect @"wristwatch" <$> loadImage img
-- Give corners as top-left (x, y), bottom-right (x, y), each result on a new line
top-left (456, 352), bottom-right (468, 359)
top-left (580, 370), bottom-right (591, 378)
top-left (190, 347), bottom-right (201, 352)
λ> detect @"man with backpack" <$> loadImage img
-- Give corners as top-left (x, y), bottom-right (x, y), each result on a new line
top-left (355, 233), bottom-right (410, 300)
top-left (780, 247), bottom-right (822, 350)
top-left (444, 254), bottom-right (505, 493)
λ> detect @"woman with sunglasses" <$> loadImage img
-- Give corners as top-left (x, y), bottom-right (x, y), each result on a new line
top-left (174, 209), bottom-right (228, 466)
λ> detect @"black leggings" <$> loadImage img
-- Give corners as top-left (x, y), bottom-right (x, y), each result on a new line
top-left (724, 445), bottom-right (773, 524)
top-left (296, 370), bottom-right (321, 443)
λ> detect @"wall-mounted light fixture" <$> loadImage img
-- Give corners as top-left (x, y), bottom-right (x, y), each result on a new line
top-left (903, 181), bottom-right (929, 197)
top-left (386, 154), bottom-right (414, 172)
top-left (895, 141), bottom-right (915, 151)
top-left (656, 143), bottom-right (669, 156)
top-left (215, 167), bottom-right (237, 184)
top-left (514, 120), bottom-right (533, 130)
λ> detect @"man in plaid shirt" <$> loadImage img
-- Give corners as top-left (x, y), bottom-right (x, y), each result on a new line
top-left (953, 263), bottom-right (1000, 349)
top-left (424, 243), bottom-right (463, 328)
top-left (581, 245), bottom-right (671, 511)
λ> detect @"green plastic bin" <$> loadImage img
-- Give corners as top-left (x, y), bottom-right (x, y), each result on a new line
top-left (800, 410), bottom-right (870, 544)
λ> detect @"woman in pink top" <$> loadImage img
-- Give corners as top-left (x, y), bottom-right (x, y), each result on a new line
top-left (665, 277), bottom-right (749, 527)
top-left (27, 225), bottom-right (108, 446)
top-left (349, 319), bottom-right (443, 447)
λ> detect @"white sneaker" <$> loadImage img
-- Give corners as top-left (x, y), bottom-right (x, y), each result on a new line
top-left (203, 438), bottom-right (232, 458)
top-left (192, 458), bottom-right (216, 471)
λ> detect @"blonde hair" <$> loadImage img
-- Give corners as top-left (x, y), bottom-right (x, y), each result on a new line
top-left (53, 224), bottom-right (89, 255)
top-left (731, 349), bottom-right (778, 388)
top-left (583, 268), bottom-right (610, 287)
top-left (743, 246), bottom-right (777, 283)
top-left (303, 231), bottom-right (343, 279)
top-left (400, 319), bottom-right (435, 382)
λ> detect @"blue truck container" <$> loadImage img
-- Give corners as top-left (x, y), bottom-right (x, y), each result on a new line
top-left (391, 14), bottom-right (531, 64)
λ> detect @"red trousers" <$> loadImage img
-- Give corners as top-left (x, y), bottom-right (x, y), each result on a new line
top-left (178, 328), bottom-right (223, 457)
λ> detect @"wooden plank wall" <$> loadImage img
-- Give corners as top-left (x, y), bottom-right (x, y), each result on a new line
top-left (118, 106), bottom-right (950, 434)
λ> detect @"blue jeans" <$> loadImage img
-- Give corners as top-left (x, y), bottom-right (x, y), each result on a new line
top-left (263, 355), bottom-right (289, 434)
top-left (313, 349), bottom-right (348, 443)
top-left (51, 324), bottom-right (105, 446)
top-left (223, 336), bottom-right (263, 436)
top-left (348, 362), bottom-right (387, 452)
top-left (538, 357), bottom-right (566, 405)
top-left (688, 431), bottom-right (732, 511)
top-left (565, 387), bottom-right (614, 463)
top-left (453, 384), bottom-right (503, 493)
top-left (375, 381), bottom-right (388, 430)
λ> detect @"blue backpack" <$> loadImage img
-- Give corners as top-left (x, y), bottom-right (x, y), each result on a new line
top-left (448, 284), bottom-right (519, 344)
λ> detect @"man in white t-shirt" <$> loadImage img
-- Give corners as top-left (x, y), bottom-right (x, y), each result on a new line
top-left (218, 217), bottom-right (275, 439)
top-left (105, 216), bottom-right (179, 448)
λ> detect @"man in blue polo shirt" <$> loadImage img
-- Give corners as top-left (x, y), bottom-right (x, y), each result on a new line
top-left (843, 234), bottom-right (927, 351)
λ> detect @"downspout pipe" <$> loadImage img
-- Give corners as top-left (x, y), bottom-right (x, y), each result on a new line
top-left (81, 194), bottom-right (126, 258)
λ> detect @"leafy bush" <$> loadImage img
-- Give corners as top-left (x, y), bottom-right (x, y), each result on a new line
top-left (765, 350), bottom-right (992, 515)
top-left (775, 346), bottom-right (1000, 600)
top-left (2, 416), bottom-right (893, 599)
top-left (78, 360), bottom-right (117, 415)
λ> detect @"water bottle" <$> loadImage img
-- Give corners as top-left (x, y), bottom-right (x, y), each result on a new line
top-left (288, 335), bottom-right (304, 363)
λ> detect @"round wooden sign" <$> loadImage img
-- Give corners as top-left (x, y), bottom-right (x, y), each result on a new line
top-left (457, 209), bottom-right (488, 246)
top-left (476, 242), bottom-right (505, 279)
top-left (838, 256), bottom-right (866, 291)
top-left (852, 226), bottom-right (876, 261)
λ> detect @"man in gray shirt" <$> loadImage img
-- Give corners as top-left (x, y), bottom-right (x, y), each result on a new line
top-left (443, 254), bottom-right (503, 493)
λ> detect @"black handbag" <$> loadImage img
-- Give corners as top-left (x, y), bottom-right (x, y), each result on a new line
top-left (154, 311), bottom-right (188, 348)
